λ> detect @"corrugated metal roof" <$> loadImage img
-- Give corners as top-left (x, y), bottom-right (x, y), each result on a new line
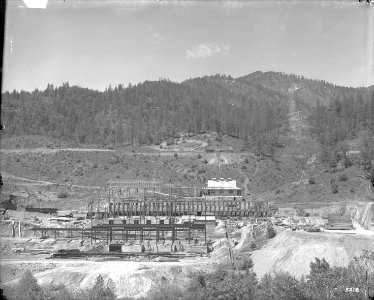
top-left (206, 179), bottom-right (239, 189)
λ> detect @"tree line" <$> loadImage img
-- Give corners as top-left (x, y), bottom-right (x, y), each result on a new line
top-left (1, 73), bottom-right (288, 154)
top-left (3, 252), bottom-right (373, 300)
top-left (2, 72), bottom-right (372, 158)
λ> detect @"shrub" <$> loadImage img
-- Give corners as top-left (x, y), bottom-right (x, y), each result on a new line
top-left (339, 174), bottom-right (347, 181)
top-left (244, 158), bottom-right (249, 163)
top-left (308, 177), bottom-right (316, 185)
top-left (43, 283), bottom-right (73, 300)
top-left (186, 266), bottom-right (257, 300)
top-left (90, 275), bottom-right (116, 300)
top-left (240, 256), bottom-right (254, 270)
top-left (4, 270), bottom-right (44, 300)
top-left (255, 272), bottom-right (307, 300)
top-left (249, 240), bottom-right (257, 250)
top-left (342, 157), bottom-right (353, 168)
top-left (57, 192), bottom-right (68, 198)
top-left (360, 153), bottom-right (372, 171)
top-left (267, 225), bottom-right (276, 238)
top-left (296, 208), bottom-right (308, 217)
top-left (331, 183), bottom-right (338, 194)
top-left (197, 154), bottom-right (202, 159)
top-left (203, 159), bottom-right (208, 164)
top-left (198, 168), bottom-right (206, 174)
top-left (174, 152), bottom-right (178, 158)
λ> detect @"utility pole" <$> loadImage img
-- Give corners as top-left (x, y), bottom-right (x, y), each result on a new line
top-left (88, 200), bottom-right (94, 244)
top-left (169, 183), bottom-right (172, 221)
top-left (107, 187), bottom-right (111, 219)
top-left (143, 188), bottom-right (146, 224)
top-left (204, 192), bottom-right (207, 247)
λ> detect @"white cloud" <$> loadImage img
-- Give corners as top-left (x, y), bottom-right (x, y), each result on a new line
top-left (23, 0), bottom-right (48, 9)
top-left (186, 43), bottom-right (230, 59)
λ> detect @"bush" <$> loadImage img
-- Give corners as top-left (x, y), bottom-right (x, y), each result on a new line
top-left (57, 192), bottom-right (68, 198)
top-left (342, 157), bottom-right (352, 168)
top-left (360, 153), bottom-right (372, 171)
top-left (249, 240), bottom-right (257, 250)
top-left (255, 272), bottom-right (307, 300)
top-left (43, 283), bottom-right (73, 300)
top-left (267, 225), bottom-right (276, 238)
top-left (185, 266), bottom-right (257, 300)
top-left (339, 174), bottom-right (347, 181)
top-left (308, 177), bottom-right (316, 185)
top-left (4, 270), bottom-right (44, 300)
top-left (197, 154), bottom-right (202, 159)
top-left (203, 159), bottom-right (208, 164)
top-left (296, 208), bottom-right (308, 217)
top-left (244, 158), bottom-right (249, 163)
top-left (240, 256), bottom-right (254, 270)
top-left (198, 168), bottom-right (206, 174)
top-left (174, 152), bottom-right (178, 158)
top-left (90, 275), bottom-right (116, 300)
top-left (331, 183), bottom-right (338, 194)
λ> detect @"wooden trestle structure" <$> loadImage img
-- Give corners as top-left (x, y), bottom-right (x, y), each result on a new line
top-left (106, 199), bottom-right (270, 218)
top-left (30, 223), bottom-right (206, 245)
top-left (105, 181), bottom-right (272, 219)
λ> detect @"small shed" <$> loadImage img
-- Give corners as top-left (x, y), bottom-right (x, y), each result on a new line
top-left (109, 243), bottom-right (122, 252)
top-left (57, 210), bottom-right (73, 217)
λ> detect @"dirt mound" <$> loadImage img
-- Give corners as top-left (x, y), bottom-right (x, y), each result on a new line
top-left (232, 224), bottom-right (253, 252)
top-left (251, 229), bottom-right (374, 279)
top-left (347, 201), bottom-right (374, 229)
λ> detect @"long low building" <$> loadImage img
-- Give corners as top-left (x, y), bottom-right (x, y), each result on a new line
top-left (106, 198), bottom-right (271, 218)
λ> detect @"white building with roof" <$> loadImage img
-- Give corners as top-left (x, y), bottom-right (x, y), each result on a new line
top-left (202, 178), bottom-right (242, 198)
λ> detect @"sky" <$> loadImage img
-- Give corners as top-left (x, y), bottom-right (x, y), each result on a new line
top-left (2, 0), bottom-right (373, 91)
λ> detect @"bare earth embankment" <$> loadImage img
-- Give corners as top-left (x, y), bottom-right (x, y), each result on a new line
top-left (251, 229), bottom-right (374, 279)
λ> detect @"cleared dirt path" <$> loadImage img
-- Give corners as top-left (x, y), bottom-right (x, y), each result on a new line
top-left (2, 172), bottom-right (103, 189)
top-left (0, 148), bottom-right (115, 155)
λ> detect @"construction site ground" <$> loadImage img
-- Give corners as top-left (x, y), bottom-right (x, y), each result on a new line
top-left (1, 207), bottom-right (374, 299)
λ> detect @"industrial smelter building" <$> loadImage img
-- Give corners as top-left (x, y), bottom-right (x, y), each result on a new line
top-left (202, 178), bottom-right (242, 198)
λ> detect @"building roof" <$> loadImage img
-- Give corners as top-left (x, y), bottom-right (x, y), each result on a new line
top-left (204, 178), bottom-right (241, 190)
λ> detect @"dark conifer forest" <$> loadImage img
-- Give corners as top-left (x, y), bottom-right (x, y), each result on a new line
top-left (2, 71), bottom-right (373, 156)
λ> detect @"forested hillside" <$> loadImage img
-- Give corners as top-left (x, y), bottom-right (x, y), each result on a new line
top-left (1, 72), bottom-right (373, 157)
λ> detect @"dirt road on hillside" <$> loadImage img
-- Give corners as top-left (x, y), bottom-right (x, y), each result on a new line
top-left (0, 148), bottom-right (115, 155)
top-left (2, 172), bottom-right (103, 189)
